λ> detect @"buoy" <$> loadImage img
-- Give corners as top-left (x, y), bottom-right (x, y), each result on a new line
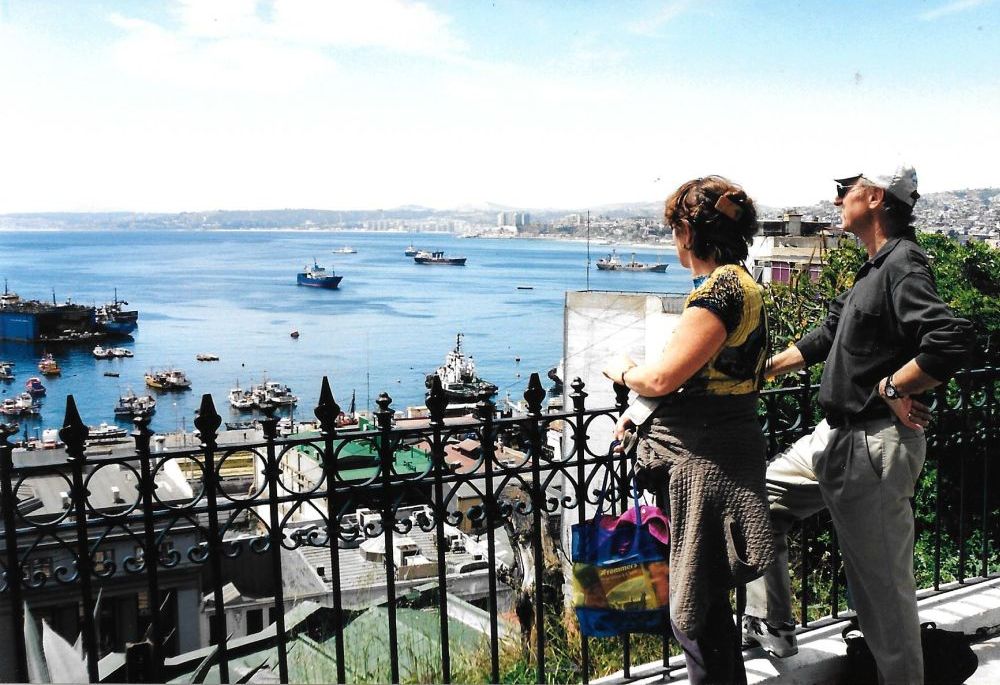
top-left (290, 330), bottom-right (300, 339)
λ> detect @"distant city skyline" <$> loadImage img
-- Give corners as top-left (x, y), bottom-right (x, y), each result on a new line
top-left (0, 0), bottom-right (997, 214)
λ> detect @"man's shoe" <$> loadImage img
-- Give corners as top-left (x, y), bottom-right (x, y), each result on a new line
top-left (742, 615), bottom-right (798, 658)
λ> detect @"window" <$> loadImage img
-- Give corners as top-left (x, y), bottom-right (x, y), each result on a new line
top-left (771, 261), bottom-right (791, 283)
top-left (246, 608), bottom-right (263, 635)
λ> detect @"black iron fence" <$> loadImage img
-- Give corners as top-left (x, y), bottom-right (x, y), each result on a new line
top-left (0, 366), bottom-right (997, 684)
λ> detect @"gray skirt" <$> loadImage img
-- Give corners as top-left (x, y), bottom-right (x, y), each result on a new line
top-left (636, 392), bottom-right (775, 637)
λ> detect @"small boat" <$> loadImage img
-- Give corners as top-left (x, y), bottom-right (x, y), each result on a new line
top-left (252, 380), bottom-right (298, 407)
top-left (290, 330), bottom-right (300, 339)
top-left (0, 361), bottom-right (13, 382)
top-left (38, 353), bottom-right (61, 376)
top-left (0, 393), bottom-right (39, 416)
top-left (404, 245), bottom-right (419, 257)
top-left (516, 285), bottom-right (534, 290)
top-left (413, 250), bottom-right (467, 266)
top-left (196, 353), bottom-right (220, 362)
top-left (86, 422), bottom-right (129, 444)
top-left (145, 369), bottom-right (191, 390)
top-left (297, 259), bottom-right (343, 289)
top-left (596, 250), bottom-right (668, 273)
top-left (93, 345), bottom-right (113, 359)
top-left (24, 377), bottom-right (46, 396)
top-left (109, 347), bottom-right (133, 358)
top-left (229, 384), bottom-right (255, 411)
top-left (332, 247), bottom-right (357, 254)
top-left (424, 333), bottom-right (497, 402)
top-left (104, 371), bottom-right (120, 377)
top-left (115, 390), bottom-right (156, 418)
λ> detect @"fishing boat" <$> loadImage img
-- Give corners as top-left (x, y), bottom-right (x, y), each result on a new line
top-left (114, 390), bottom-right (156, 418)
top-left (404, 245), bottom-right (419, 257)
top-left (595, 250), bottom-right (668, 273)
top-left (109, 347), bottom-right (133, 358)
top-left (104, 371), bottom-right (120, 377)
top-left (93, 345), bottom-right (113, 359)
top-left (424, 333), bottom-right (497, 402)
top-left (145, 369), bottom-right (191, 390)
top-left (25, 377), bottom-right (46, 396)
top-left (332, 247), bottom-right (357, 254)
top-left (196, 353), bottom-right (220, 361)
top-left (38, 352), bottom-right (61, 376)
top-left (95, 290), bottom-right (138, 337)
top-left (413, 250), bottom-right (466, 266)
top-left (297, 260), bottom-right (343, 289)
top-left (0, 361), bottom-right (13, 382)
top-left (0, 393), bottom-right (40, 416)
top-left (228, 382), bottom-right (255, 411)
top-left (251, 380), bottom-right (298, 407)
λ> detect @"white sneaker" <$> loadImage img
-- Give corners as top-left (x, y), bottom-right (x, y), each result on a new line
top-left (742, 615), bottom-right (798, 658)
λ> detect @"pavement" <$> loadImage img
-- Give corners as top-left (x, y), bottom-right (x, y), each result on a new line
top-left (968, 635), bottom-right (1000, 684)
top-left (595, 577), bottom-right (1000, 685)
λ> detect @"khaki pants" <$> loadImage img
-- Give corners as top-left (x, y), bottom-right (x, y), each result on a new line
top-left (745, 418), bottom-right (927, 685)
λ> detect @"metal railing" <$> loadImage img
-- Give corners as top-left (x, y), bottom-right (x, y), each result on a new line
top-left (0, 365), bottom-right (997, 683)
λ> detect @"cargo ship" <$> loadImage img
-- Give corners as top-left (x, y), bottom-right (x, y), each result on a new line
top-left (413, 250), bottom-right (466, 266)
top-left (0, 283), bottom-right (139, 342)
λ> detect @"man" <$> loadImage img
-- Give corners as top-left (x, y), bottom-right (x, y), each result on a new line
top-left (741, 165), bottom-right (973, 684)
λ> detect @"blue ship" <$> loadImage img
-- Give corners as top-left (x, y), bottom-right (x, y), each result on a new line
top-left (297, 260), bottom-right (343, 289)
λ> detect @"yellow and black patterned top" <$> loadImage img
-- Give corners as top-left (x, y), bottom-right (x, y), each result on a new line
top-left (681, 264), bottom-right (767, 396)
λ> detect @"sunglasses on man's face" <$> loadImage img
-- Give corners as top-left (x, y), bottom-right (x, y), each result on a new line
top-left (836, 182), bottom-right (857, 199)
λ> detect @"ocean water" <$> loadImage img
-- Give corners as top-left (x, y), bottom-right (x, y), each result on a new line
top-left (0, 229), bottom-right (687, 435)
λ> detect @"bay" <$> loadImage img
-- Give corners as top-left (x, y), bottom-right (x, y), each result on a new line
top-left (0, 229), bottom-right (686, 436)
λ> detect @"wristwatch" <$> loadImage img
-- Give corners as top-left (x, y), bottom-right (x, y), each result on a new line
top-left (882, 374), bottom-right (903, 400)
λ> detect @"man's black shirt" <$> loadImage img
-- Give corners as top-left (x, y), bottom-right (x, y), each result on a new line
top-left (796, 236), bottom-right (972, 421)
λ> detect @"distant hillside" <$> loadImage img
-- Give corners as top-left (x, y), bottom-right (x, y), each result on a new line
top-left (1, 188), bottom-right (995, 230)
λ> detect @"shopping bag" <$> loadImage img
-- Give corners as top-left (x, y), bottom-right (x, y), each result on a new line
top-left (571, 455), bottom-right (670, 638)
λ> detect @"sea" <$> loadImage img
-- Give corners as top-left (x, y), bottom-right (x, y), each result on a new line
top-left (0, 229), bottom-right (688, 438)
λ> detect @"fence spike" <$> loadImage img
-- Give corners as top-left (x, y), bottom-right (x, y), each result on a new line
top-left (194, 394), bottom-right (222, 447)
top-left (425, 375), bottom-right (449, 425)
top-left (59, 395), bottom-right (89, 454)
top-left (524, 373), bottom-right (545, 415)
top-left (314, 377), bottom-right (341, 434)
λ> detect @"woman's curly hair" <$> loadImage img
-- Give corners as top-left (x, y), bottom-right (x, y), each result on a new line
top-left (664, 175), bottom-right (759, 265)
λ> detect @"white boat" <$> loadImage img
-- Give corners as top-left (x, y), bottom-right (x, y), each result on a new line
top-left (332, 246), bottom-right (357, 254)
top-left (115, 390), bottom-right (156, 417)
top-left (196, 353), bottom-right (220, 362)
top-left (87, 422), bottom-right (129, 444)
top-left (229, 384), bottom-right (255, 411)
top-left (253, 380), bottom-right (298, 406)
top-left (93, 345), bottom-right (113, 359)
top-left (0, 393), bottom-right (40, 416)
top-left (109, 347), bottom-right (134, 358)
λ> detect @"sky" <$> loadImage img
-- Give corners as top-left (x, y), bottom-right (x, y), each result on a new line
top-left (0, 0), bottom-right (997, 213)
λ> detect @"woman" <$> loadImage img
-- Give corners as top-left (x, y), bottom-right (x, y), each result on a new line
top-left (603, 175), bottom-right (774, 685)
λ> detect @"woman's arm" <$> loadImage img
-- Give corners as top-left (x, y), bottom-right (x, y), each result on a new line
top-left (603, 306), bottom-right (727, 397)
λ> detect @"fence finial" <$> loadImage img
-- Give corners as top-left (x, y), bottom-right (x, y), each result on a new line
top-left (59, 395), bottom-right (89, 455)
top-left (524, 373), bottom-right (545, 415)
top-left (425, 375), bottom-right (449, 425)
top-left (314, 376), bottom-right (340, 434)
top-left (194, 394), bottom-right (222, 447)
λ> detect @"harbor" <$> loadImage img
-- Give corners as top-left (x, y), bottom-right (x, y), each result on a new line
top-left (0, 229), bottom-right (685, 435)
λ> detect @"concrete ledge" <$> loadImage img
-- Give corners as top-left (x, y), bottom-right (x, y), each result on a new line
top-left (595, 577), bottom-right (1000, 685)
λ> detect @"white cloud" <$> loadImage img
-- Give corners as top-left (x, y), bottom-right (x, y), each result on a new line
top-left (627, 0), bottom-right (692, 37)
top-left (918, 0), bottom-right (990, 21)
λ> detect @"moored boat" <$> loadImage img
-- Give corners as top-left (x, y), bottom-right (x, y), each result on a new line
top-left (145, 369), bottom-right (191, 390)
top-left (424, 333), bottom-right (497, 402)
top-left (0, 361), bottom-right (14, 382)
top-left (596, 250), bottom-right (668, 272)
top-left (413, 250), bottom-right (466, 266)
top-left (229, 382), bottom-right (255, 411)
top-left (25, 377), bottom-right (46, 396)
top-left (196, 353), bottom-right (220, 361)
top-left (297, 260), bottom-right (343, 289)
top-left (0, 392), bottom-right (40, 416)
top-left (115, 390), bottom-right (157, 418)
top-left (109, 347), bottom-right (133, 358)
top-left (87, 422), bottom-right (130, 444)
top-left (38, 352), bottom-right (61, 376)
top-left (93, 345), bottom-right (113, 359)
top-left (332, 247), bottom-right (357, 254)
top-left (404, 245), bottom-right (419, 256)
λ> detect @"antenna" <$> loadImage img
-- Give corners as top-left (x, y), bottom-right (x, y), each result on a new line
top-left (586, 210), bottom-right (591, 290)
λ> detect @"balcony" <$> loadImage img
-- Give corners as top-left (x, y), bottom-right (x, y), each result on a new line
top-left (1, 362), bottom-right (998, 683)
